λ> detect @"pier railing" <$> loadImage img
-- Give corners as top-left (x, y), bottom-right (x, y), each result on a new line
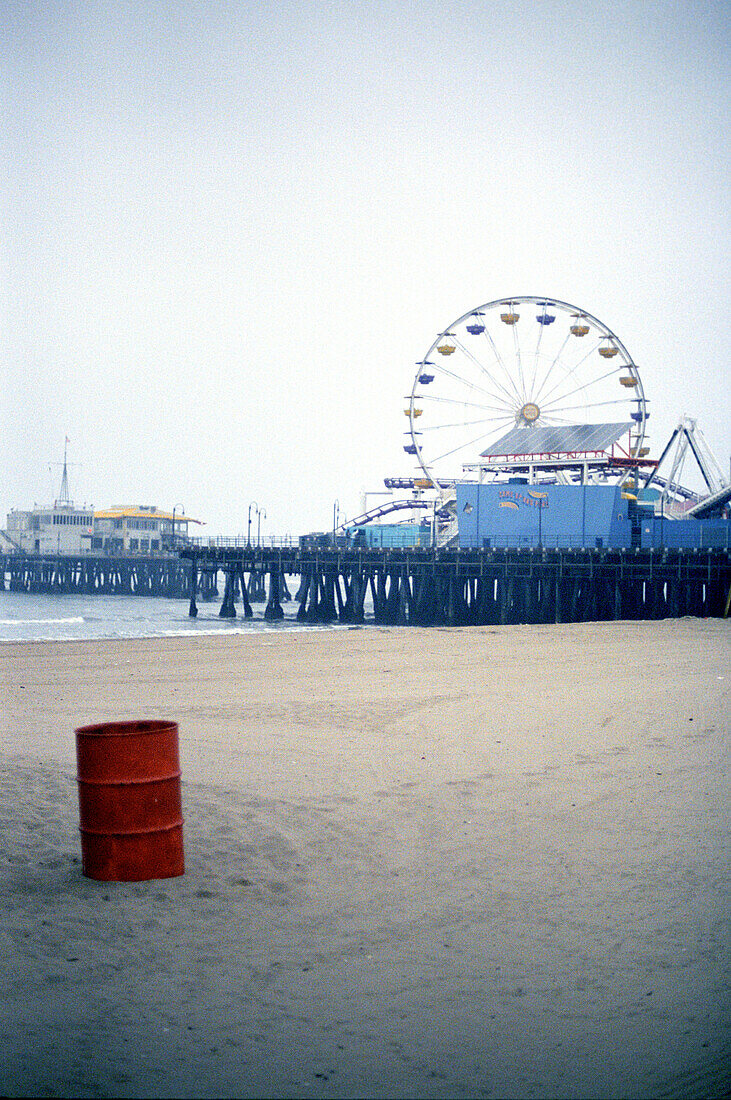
top-left (195, 526), bottom-right (731, 552)
top-left (186, 535), bottom-right (300, 549)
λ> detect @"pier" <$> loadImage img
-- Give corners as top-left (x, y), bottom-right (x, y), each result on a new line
top-left (182, 545), bottom-right (731, 625)
top-left (2, 545), bottom-right (729, 625)
top-left (0, 553), bottom-right (193, 599)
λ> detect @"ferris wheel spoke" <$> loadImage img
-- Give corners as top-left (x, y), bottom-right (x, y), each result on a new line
top-left (479, 329), bottom-right (525, 405)
top-left (540, 412), bottom-right (596, 425)
top-left (424, 360), bottom-right (514, 407)
top-left (511, 322), bottom-right (528, 405)
top-left (529, 314), bottom-right (548, 398)
top-left (452, 337), bottom-right (525, 408)
top-left (430, 429), bottom-right (510, 464)
top-left (541, 364), bottom-right (628, 410)
top-left (438, 342), bottom-right (523, 411)
top-left (533, 339), bottom-right (603, 405)
top-left (417, 393), bottom-right (514, 416)
top-left (428, 422), bottom-right (516, 465)
top-left (545, 396), bottom-right (637, 417)
top-left (531, 331), bottom-right (572, 403)
top-left (419, 412), bottom-right (517, 433)
top-left (538, 417), bottom-right (580, 428)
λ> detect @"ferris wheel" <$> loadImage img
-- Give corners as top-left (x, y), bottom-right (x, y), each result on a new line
top-left (404, 296), bottom-right (648, 484)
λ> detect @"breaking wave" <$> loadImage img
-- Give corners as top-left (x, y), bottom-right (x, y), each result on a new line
top-left (0, 616), bottom-right (85, 625)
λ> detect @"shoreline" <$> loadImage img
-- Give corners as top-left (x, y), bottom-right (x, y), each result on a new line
top-left (1, 619), bottom-right (729, 1098)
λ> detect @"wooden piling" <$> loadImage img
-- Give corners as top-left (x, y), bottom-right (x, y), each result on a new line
top-left (264, 570), bottom-right (284, 621)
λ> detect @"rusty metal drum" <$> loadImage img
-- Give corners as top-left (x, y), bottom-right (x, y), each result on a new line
top-left (75, 720), bottom-right (184, 881)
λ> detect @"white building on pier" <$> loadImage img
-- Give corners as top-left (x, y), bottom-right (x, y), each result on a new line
top-left (5, 504), bottom-right (95, 554)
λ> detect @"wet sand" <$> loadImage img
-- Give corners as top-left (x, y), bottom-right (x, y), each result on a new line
top-left (1, 619), bottom-right (729, 1099)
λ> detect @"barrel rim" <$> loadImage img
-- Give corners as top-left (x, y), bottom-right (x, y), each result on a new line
top-left (77, 771), bottom-right (182, 786)
top-left (75, 719), bottom-right (178, 738)
top-left (79, 820), bottom-right (184, 836)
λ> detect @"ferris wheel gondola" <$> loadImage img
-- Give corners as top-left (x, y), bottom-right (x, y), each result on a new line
top-left (404, 295), bottom-right (648, 484)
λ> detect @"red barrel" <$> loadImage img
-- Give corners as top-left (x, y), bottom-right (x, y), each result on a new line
top-left (75, 720), bottom-right (184, 881)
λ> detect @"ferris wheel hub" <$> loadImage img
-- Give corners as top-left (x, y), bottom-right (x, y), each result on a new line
top-left (519, 402), bottom-right (540, 424)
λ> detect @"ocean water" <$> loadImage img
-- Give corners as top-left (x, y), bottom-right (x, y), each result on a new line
top-left (0, 591), bottom-right (343, 643)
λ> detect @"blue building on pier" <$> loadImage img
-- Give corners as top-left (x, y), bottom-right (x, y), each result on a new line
top-left (456, 482), bottom-right (632, 549)
top-left (456, 481), bottom-right (730, 550)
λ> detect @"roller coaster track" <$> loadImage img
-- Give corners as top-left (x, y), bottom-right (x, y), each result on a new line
top-left (335, 498), bottom-right (432, 531)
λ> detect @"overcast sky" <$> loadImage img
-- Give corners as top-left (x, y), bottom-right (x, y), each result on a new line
top-left (2, 0), bottom-right (729, 536)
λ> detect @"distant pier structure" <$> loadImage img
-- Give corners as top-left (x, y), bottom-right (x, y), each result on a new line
top-left (0, 553), bottom-right (194, 599)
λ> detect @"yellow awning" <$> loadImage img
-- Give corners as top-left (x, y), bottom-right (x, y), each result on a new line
top-left (94, 507), bottom-right (204, 524)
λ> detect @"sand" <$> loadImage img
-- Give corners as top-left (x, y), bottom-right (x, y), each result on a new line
top-left (0, 618), bottom-right (729, 1099)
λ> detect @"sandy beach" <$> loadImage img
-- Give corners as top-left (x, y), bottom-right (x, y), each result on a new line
top-left (1, 618), bottom-right (729, 1099)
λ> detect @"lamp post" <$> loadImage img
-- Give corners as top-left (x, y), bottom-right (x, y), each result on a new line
top-left (171, 503), bottom-right (185, 551)
top-left (333, 499), bottom-right (340, 546)
top-left (257, 507), bottom-right (266, 547)
top-left (247, 501), bottom-right (259, 548)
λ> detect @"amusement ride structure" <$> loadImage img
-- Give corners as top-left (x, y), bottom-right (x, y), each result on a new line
top-left (338, 295), bottom-right (727, 545)
top-left (404, 295), bottom-right (650, 488)
top-left (645, 416), bottom-right (731, 517)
